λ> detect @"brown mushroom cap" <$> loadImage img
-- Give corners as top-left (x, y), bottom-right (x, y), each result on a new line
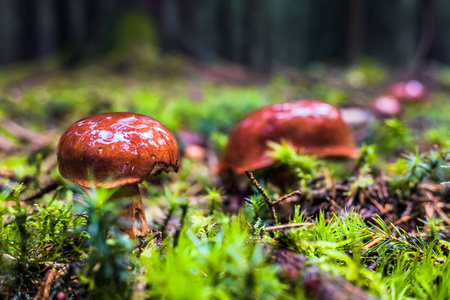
top-left (57, 112), bottom-right (179, 188)
top-left (218, 100), bottom-right (359, 174)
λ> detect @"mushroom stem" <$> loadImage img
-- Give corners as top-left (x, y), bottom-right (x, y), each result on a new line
top-left (110, 184), bottom-right (148, 239)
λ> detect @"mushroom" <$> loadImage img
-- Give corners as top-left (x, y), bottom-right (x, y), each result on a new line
top-left (57, 112), bottom-right (179, 238)
top-left (218, 100), bottom-right (359, 174)
top-left (388, 80), bottom-right (426, 102)
top-left (372, 95), bottom-right (402, 117)
top-left (184, 144), bottom-right (206, 161)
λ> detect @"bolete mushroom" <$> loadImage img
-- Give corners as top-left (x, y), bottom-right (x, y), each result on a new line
top-left (218, 100), bottom-right (359, 174)
top-left (388, 80), bottom-right (426, 102)
top-left (372, 95), bottom-right (402, 117)
top-left (57, 112), bottom-right (179, 238)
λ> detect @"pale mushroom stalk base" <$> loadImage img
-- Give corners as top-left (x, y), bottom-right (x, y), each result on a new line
top-left (110, 184), bottom-right (148, 239)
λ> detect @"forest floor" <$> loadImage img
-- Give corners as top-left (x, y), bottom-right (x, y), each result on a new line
top-left (0, 50), bottom-right (449, 299)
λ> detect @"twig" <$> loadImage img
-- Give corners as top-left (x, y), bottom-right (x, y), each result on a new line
top-left (335, 184), bottom-right (350, 192)
top-left (245, 170), bottom-right (277, 222)
top-left (244, 170), bottom-right (271, 203)
top-left (0, 118), bottom-right (55, 146)
top-left (21, 181), bottom-right (60, 202)
top-left (0, 134), bottom-right (14, 150)
top-left (331, 179), bottom-right (337, 202)
top-left (435, 206), bottom-right (450, 226)
top-left (0, 169), bottom-right (20, 181)
top-left (36, 267), bottom-right (57, 300)
top-left (245, 170), bottom-right (301, 224)
top-left (307, 175), bottom-right (325, 186)
top-left (272, 190), bottom-right (302, 206)
top-left (392, 215), bottom-right (411, 227)
top-left (2, 253), bottom-right (17, 261)
top-left (1, 254), bottom-right (66, 269)
top-left (345, 189), bottom-right (356, 208)
top-left (265, 222), bottom-right (313, 231)
top-left (379, 170), bottom-right (389, 199)
top-left (363, 237), bottom-right (383, 250)
top-left (362, 189), bottom-right (385, 214)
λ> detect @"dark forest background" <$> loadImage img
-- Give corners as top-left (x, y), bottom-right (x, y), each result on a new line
top-left (1, 0), bottom-right (449, 70)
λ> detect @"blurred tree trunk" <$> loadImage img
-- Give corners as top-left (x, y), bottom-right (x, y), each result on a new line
top-left (2, 0), bottom-right (450, 68)
top-left (37, 0), bottom-right (56, 56)
top-left (432, 0), bottom-right (450, 62)
top-left (365, 0), bottom-right (419, 67)
top-left (242, 0), bottom-right (257, 66)
top-left (347, 0), bottom-right (364, 63)
top-left (0, 0), bottom-right (16, 64)
top-left (54, 0), bottom-right (69, 47)
top-left (19, 0), bottom-right (38, 60)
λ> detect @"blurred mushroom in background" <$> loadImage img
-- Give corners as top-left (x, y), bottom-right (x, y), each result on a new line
top-left (388, 80), bottom-right (427, 102)
top-left (372, 95), bottom-right (402, 117)
top-left (218, 100), bottom-right (359, 174)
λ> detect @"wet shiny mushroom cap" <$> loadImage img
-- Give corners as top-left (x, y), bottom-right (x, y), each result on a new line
top-left (57, 112), bottom-right (180, 188)
top-left (218, 100), bottom-right (359, 174)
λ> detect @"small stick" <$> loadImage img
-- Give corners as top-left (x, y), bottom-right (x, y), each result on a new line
top-left (0, 134), bottom-right (13, 150)
top-left (36, 267), bottom-right (57, 300)
top-left (392, 216), bottom-right (411, 227)
top-left (379, 170), bottom-right (389, 199)
top-left (244, 170), bottom-right (271, 204)
top-left (0, 118), bottom-right (51, 145)
top-left (21, 181), bottom-right (60, 202)
top-left (362, 189), bottom-right (385, 214)
top-left (245, 170), bottom-right (277, 222)
top-left (265, 222), bottom-right (313, 231)
top-left (335, 184), bottom-right (350, 192)
top-left (345, 189), bottom-right (356, 208)
top-left (271, 190), bottom-right (301, 206)
top-left (435, 206), bottom-right (450, 226)
top-left (0, 169), bottom-right (20, 181)
top-left (331, 179), bottom-right (337, 202)
top-left (363, 237), bottom-right (383, 250)
top-left (307, 175), bottom-right (325, 186)
top-left (245, 170), bottom-right (301, 224)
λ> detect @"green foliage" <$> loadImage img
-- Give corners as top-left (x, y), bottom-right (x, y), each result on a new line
top-left (388, 150), bottom-right (446, 195)
top-left (345, 58), bottom-right (388, 86)
top-left (139, 215), bottom-right (286, 299)
top-left (424, 127), bottom-right (450, 149)
top-left (355, 144), bottom-right (377, 174)
top-left (373, 119), bottom-right (414, 154)
top-left (442, 166), bottom-right (450, 185)
top-left (78, 188), bottom-right (135, 300)
top-left (310, 83), bottom-right (351, 106)
top-left (113, 11), bottom-right (159, 52)
top-left (245, 195), bottom-right (269, 223)
top-left (272, 210), bottom-right (450, 299)
top-left (206, 187), bottom-right (224, 215)
top-left (0, 184), bottom-right (83, 296)
top-left (1, 46), bottom-right (450, 299)
top-left (268, 140), bottom-right (320, 180)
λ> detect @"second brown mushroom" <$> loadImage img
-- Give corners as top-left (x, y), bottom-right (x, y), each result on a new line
top-left (218, 100), bottom-right (359, 174)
